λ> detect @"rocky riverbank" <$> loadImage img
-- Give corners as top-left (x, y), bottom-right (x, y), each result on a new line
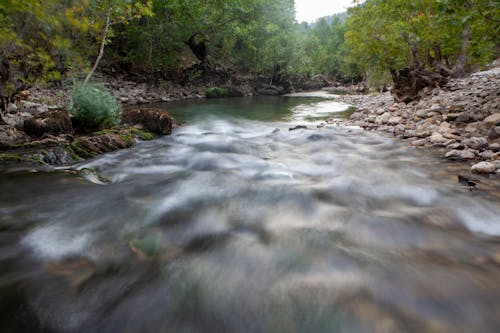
top-left (0, 107), bottom-right (177, 169)
top-left (0, 72), bottom-right (332, 168)
top-left (330, 68), bottom-right (500, 176)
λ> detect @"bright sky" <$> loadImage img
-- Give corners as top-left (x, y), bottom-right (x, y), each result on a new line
top-left (295, 0), bottom-right (354, 23)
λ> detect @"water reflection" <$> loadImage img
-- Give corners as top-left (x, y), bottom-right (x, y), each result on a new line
top-left (0, 94), bottom-right (499, 332)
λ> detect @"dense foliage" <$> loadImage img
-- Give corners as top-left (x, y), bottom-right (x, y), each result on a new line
top-left (70, 83), bottom-right (121, 131)
top-left (1, 0), bottom-right (498, 105)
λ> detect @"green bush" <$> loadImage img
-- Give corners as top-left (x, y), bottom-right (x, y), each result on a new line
top-left (205, 87), bottom-right (229, 98)
top-left (70, 83), bottom-right (121, 132)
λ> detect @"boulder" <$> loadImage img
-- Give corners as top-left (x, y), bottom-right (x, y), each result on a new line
top-left (122, 108), bottom-right (177, 135)
top-left (23, 110), bottom-right (72, 138)
top-left (70, 132), bottom-right (133, 158)
top-left (0, 125), bottom-right (30, 148)
top-left (471, 161), bottom-right (496, 174)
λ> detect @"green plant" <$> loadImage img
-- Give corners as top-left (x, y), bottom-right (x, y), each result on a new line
top-left (70, 83), bottom-right (122, 132)
top-left (205, 87), bottom-right (229, 98)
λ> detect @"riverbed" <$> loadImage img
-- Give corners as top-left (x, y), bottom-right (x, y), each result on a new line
top-left (1, 93), bottom-right (499, 332)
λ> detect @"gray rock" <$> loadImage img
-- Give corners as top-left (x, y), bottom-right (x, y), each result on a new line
top-left (388, 116), bottom-right (403, 125)
top-left (430, 133), bottom-right (449, 145)
top-left (462, 137), bottom-right (488, 150)
top-left (6, 103), bottom-right (18, 113)
top-left (375, 112), bottom-right (391, 124)
top-left (445, 149), bottom-right (475, 160)
top-left (444, 113), bottom-right (462, 121)
top-left (471, 161), bottom-right (496, 174)
top-left (455, 112), bottom-right (471, 123)
top-left (479, 150), bottom-right (495, 160)
top-left (488, 126), bottom-right (500, 140)
top-left (0, 125), bottom-right (30, 148)
top-left (416, 109), bottom-right (429, 118)
top-left (489, 143), bottom-right (500, 153)
top-left (411, 138), bottom-right (427, 147)
top-left (464, 122), bottom-right (482, 133)
top-left (447, 142), bottom-right (465, 150)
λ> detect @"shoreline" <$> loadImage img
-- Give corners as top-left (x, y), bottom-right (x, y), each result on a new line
top-left (326, 68), bottom-right (499, 192)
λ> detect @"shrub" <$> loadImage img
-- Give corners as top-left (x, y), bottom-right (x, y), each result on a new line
top-left (205, 86), bottom-right (229, 98)
top-left (70, 83), bottom-right (121, 132)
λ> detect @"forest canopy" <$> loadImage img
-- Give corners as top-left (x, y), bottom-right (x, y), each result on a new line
top-left (1, 0), bottom-right (498, 102)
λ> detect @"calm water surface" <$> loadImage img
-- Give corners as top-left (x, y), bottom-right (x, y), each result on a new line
top-left (1, 93), bottom-right (499, 333)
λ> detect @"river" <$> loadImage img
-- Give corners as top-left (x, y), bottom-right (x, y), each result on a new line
top-left (1, 93), bottom-right (499, 332)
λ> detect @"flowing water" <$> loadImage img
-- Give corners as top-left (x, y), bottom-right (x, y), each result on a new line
top-left (1, 93), bottom-right (500, 333)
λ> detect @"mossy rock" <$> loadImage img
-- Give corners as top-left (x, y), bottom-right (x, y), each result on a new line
top-left (122, 108), bottom-right (176, 135)
top-left (205, 86), bottom-right (244, 99)
top-left (0, 153), bottom-right (43, 164)
top-left (131, 128), bottom-right (155, 141)
top-left (23, 110), bottom-right (73, 138)
top-left (69, 131), bottom-right (134, 159)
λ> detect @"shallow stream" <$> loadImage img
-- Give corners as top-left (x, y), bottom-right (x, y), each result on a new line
top-left (1, 93), bottom-right (499, 332)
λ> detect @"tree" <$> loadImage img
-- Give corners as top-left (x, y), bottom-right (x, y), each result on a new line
top-left (83, 0), bottom-right (152, 84)
top-left (345, 0), bottom-right (499, 100)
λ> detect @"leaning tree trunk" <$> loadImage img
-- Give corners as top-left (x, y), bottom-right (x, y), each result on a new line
top-left (389, 41), bottom-right (449, 103)
top-left (452, 23), bottom-right (471, 78)
top-left (185, 35), bottom-right (214, 72)
top-left (84, 8), bottom-right (112, 85)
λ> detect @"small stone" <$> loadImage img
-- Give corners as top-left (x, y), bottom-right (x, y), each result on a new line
top-left (483, 113), bottom-right (500, 126)
top-left (430, 133), bottom-right (449, 145)
top-left (416, 109), bottom-right (429, 118)
top-left (456, 112), bottom-right (471, 123)
top-left (465, 122), bottom-right (482, 133)
top-left (471, 162), bottom-right (496, 174)
top-left (489, 143), bottom-right (500, 153)
top-left (479, 150), bottom-right (495, 160)
top-left (488, 126), bottom-right (500, 140)
top-left (388, 116), bottom-right (402, 125)
top-left (445, 149), bottom-right (475, 160)
top-left (375, 112), bottom-right (391, 124)
top-left (447, 142), bottom-right (465, 150)
top-left (444, 113), bottom-right (461, 121)
top-left (411, 139), bottom-right (427, 147)
top-left (6, 103), bottom-right (18, 113)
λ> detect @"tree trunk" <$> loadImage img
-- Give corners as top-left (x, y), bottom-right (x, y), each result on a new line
top-left (185, 35), bottom-right (213, 72)
top-left (453, 23), bottom-right (471, 78)
top-left (390, 67), bottom-right (448, 103)
top-left (84, 8), bottom-right (112, 84)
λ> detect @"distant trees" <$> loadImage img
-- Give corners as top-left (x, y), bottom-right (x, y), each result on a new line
top-left (345, 0), bottom-right (499, 88)
top-left (1, 0), bottom-right (498, 107)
